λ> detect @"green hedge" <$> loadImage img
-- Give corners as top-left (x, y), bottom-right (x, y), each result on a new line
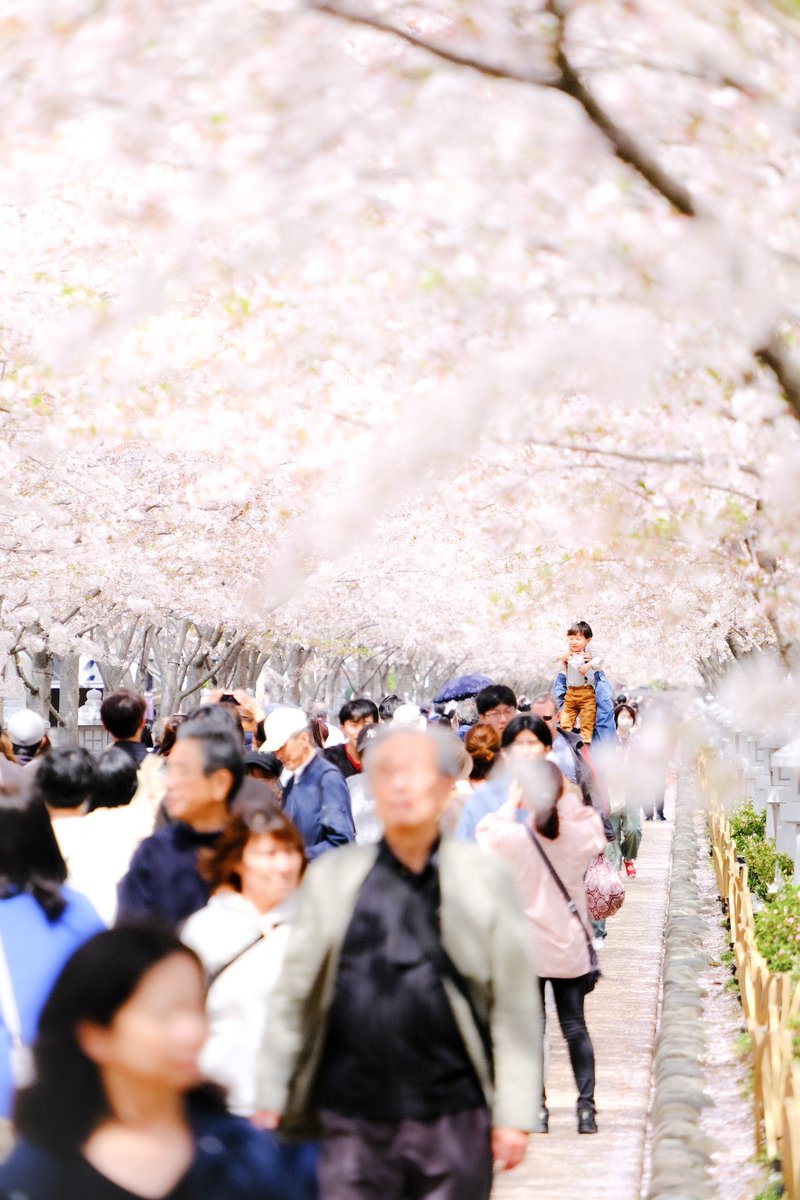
top-left (730, 802), bottom-right (793, 901)
top-left (728, 802), bottom-right (800, 980)
top-left (754, 886), bottom-right (800, 979)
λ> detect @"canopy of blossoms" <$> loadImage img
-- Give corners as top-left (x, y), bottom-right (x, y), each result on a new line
top-left (2, 0), bottom-right (800, 695)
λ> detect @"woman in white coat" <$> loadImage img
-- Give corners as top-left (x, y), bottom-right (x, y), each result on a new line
top-left (181, 806), bottom-right (305, 1116)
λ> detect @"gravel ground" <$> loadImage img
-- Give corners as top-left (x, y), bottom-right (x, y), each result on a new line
top-left (493, 810), bottom-right (673, 1200)
top-left (492, 775), bottom-right (771, 1200)
top-left (694, 812), bottom-right (770, 1200)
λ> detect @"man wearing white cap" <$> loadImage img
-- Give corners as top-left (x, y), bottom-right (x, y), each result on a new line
top-left (262, 708), bottom-right (355, 860)
top-left (6, 709), bottom-right (49, 765)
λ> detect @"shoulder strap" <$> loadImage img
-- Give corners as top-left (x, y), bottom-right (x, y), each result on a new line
top-left (0, 928), bottom-right (23, 1048)
top-left (526, 828), bottom-right (595, 958)
top-left (206, 932), bottom-right (266, 991)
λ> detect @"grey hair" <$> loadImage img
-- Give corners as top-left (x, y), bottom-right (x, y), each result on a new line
top-left (363, 724), bottom-right (465, 780)
top-left (532, 691), bottom-right (559, 714)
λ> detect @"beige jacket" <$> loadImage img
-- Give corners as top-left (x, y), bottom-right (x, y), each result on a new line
top-left (256, 838), bottom-right (542, 1136)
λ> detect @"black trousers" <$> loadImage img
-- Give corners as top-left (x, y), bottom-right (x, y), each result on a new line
top-left (538, 975), bottom-right (596, 1113)
top-left (318, 1107), bottom-right (492, 1200)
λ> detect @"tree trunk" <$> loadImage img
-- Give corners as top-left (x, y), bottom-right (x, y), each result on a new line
top-left (324, 660), bottom-right (343, 714)
top-left (285, 644), bottom-right (307, 706)
top-left (156, 619), bottom-right (190, 715)
top-left (58, 654), bottom-right (81, 745)
top-left (25, 645), bottom-right (54, 720)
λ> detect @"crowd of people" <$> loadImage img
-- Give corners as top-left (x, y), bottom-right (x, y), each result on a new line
top-left (0, 636), bottom-right (672, 1199)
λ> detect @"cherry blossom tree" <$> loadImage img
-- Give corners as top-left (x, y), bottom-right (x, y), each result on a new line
top-left (2, 0), bottom-right (800, 718)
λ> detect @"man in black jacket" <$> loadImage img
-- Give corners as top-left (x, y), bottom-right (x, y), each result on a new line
top-left (100, 689), bottom-right (149, 766)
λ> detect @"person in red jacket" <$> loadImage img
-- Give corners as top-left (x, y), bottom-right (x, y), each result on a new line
top-left (323, 699), bottom-right (379, 780)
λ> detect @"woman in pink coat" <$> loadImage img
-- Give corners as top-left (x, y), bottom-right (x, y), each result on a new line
top-left (476, 760), bottom-right (606, 1135)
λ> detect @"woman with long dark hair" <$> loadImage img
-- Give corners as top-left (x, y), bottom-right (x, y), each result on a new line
top-left (0, 785), bottom-right (103, 1133)
top-left (0, 925), bottom-right (302, 1198)
top-left (455, 713), bottom-right (553, 840)
top-left (475, 759), bottom-right (606, 1136)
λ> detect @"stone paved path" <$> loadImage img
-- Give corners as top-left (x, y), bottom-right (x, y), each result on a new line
top-left (493, 817), bottom-right (673, 1200)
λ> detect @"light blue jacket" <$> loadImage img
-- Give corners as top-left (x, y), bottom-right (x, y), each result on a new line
top-left (455, 777), bottom-right (510, 842)
top-left (0, 889), bottom-right (104, 1116)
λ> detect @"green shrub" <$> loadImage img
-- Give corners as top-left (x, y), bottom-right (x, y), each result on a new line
top-left (752, 1180), bottom-right (784, 1200)
top-left (734, 1031), bottom-right (752, 1056)
top-left (730, 802), bottom-right (793, 901)
top-left (754, 887), bottom-right (800, 979)
top-left (731, 802), bottom-right (767, 843)
top-left (744, 839), bottom-right (794, 901)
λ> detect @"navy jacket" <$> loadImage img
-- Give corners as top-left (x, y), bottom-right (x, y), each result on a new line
top-left (117, 822), bottom-right (220, 927)
top-left (283, 753), bottom-right (355, 860)
top-left (112, 739), bottom-right (149, 766)
top-left (0, 1105), bottom-right (311, 1200)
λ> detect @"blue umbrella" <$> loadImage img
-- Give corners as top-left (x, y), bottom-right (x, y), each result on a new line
top-left (433, 674), bottom-right (494, 704)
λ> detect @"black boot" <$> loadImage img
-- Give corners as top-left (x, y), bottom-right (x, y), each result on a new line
top-left (577, 1109), bottom-right (597, 1134)
top-left (533, 1106), bottom-right (549, 1134)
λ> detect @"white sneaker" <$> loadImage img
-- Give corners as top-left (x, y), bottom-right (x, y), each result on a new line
top-left (592, 937), bottom-right (607, 952)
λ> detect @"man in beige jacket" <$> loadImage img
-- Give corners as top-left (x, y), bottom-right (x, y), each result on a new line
top-left (255, 725), bottom-right (541, 1200)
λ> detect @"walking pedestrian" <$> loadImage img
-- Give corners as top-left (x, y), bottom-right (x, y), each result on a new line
top-left (182, 806), bottom-right (319, 1196)
top-left (0, 926), bottom-right (302, 1198)
top-left (181, 808), bottom-right (306, 1116)
top-left (345, 724), bottom-right (383, 843)
top-left (37, 746), bottom-right (144, 926)
top-left (116, 715), bottom-right (245, 926)
top-left (323, 700), bottom-right (379, 780)
top-left (261, 709), bottom-right (355, 859)
top-left (465, 725), bottom-right (501, 785)
top-left (474, 685), bottom-right (517, 737)
top-left (0, 784), bottom-right (104, 1144)
top-left (100, 690), bottom-right (149, 767)
top-left (605, 704), bottom-right (643, 877)
top-left (254, 726), bottom-right (541, 1200)
top-left (441, 726), bottom-right (501, 835)
top-left (476, 760), bottom-right (606, 1134)
top-left (455, 713), bottom-right (552, 841)
top-left (5, 711), bottom-right (49, 767)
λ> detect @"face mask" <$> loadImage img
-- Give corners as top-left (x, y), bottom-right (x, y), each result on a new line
top-left (618, 717), bottom-right (633, 731)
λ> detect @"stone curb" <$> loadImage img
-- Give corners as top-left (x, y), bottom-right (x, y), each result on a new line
top-left (647, 772), bottom-right (714, 1200)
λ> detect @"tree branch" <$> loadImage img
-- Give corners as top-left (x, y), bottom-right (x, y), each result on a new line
top-left (178, 638), bottom-right (248, 704)
top-left (308, 0), bottom-right (800, 408)
top-left (545, 0), bottom-right (695, 216)
top-left (312, 0), bottom-right (696, 216)
top-left (358, 650), bottom-right (396, 693)
top-left (12, 651), bottom-right (40, 699)
top-left (311, 1), bottom-right (557, 85)
top-left (523, 436), bottom-right (704, 468)
top-left (756, 334), bottom-right (800, 423)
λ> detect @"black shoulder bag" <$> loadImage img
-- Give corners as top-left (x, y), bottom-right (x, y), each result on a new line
top-left (527, 829), bottom-right (600, 993)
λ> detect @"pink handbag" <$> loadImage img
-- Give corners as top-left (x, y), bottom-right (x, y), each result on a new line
top-left (585, 853), bottom-right (625, 920)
